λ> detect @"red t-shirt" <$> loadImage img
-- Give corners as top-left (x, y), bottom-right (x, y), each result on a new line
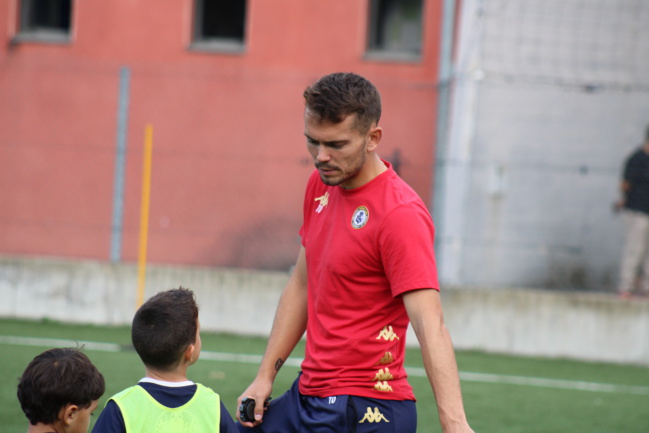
top-left (298, 162), bottom-right (439, 400)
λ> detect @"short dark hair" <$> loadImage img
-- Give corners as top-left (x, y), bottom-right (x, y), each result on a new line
top-left (131, 287), bottom-right (199, 371)
top-left (17, 348), bottom-right (105, 425)
top-left (303, 72), bottom-right (382, 133)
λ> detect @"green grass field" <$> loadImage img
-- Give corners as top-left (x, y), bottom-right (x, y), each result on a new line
top-left (2, 318), bottom-right (648, 432)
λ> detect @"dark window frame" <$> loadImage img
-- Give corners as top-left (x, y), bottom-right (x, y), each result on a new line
top-left (365, 0), bottom-right (425, 63)
top-left (190, 0), bottom-right (248, 54)
top-left (15, 0), bottom-right (73, 44)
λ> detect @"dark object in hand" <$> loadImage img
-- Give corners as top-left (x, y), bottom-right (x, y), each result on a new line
top-left (239, 397), bottom-right (271, 423)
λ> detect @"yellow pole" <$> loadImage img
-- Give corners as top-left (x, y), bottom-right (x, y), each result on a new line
top-left (136, 124), bottom-right (153, 308)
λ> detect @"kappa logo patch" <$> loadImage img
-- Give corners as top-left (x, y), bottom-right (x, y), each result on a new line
top-left (373, 381), bottom-right (394, 392)
top-left (376, 326), bottom-right (399, 341)
top-left (315, 192), bottom-right (329, 213)
top-left (359, 407), bottom-right (390, 423)
top-left (373, 368), bottom-right (394, 381)
top-left (374, 351), bottom-right (394, 365)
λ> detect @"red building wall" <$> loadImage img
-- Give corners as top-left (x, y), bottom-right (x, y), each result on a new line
top-left (0, 0), bottom-right (443, 269)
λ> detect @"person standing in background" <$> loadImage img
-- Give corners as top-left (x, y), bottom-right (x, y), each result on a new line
top-left (616, 125), bottom-right (649, 298)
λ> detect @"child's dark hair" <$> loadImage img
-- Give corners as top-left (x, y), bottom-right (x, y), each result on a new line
top-left (17, 347), bottom-right (105, 425)
top-left (131, 287), bottom-right (199, 370)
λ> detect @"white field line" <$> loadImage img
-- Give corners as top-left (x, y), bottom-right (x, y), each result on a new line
top-left (0, 335), bottom-right (123, 352)
top-left (2, 335), bottom-right (648, 396)
top-left (408, 367), bottom-right (649, 396)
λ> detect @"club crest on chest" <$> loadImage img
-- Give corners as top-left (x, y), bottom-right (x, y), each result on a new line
top-left (351, 206), bottom-right (369, 229)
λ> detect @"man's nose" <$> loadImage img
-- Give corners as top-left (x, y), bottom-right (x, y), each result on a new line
top-left (316, 145), bottom-right (331, 162)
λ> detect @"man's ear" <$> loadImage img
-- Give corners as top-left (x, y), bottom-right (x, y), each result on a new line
top-left (366, 126), bottom-right (382, 152)
top-left (60, 403), bottom-right (79, 426)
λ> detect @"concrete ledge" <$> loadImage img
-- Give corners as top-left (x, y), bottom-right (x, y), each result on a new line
top-left (0, 256), bottom-right (286, 336)
top-left (442, 288), bottom-right (649, 365)
top-left (0, 256), bottom-right (647, 366)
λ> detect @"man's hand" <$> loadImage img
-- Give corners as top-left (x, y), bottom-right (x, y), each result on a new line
top-left (236, 378), bottom-right (273, 427)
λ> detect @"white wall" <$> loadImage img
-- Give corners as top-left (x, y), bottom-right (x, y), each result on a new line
top-left (435, 0), bottom-right (649, 291)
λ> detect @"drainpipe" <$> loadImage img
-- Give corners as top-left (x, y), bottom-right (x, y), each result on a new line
top-left (432, 0), bottom-right (457, 272)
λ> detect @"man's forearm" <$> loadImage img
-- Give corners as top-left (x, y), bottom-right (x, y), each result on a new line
top-left (404, 290), bottom-right (473, 432)
top-left (256, 279), bottom-right (308, 381)
top-left (256, 247), bottom-right (309, 382)
top-left (418, 319), bottom-right (469, 431)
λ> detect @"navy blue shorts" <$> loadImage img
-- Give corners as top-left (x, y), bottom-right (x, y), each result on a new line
top-left (237, 375), bottom-right (417, 433)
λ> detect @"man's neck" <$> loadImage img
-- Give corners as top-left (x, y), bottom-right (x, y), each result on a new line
top-left (340, 154), bottom-right (388, 190)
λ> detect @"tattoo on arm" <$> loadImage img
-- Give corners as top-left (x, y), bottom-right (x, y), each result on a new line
top-left (275, 358), bottom-right (285, 372)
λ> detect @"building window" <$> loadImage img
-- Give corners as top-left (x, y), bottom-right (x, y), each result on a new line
top-left (192, 0), bottom-right (247, 52)
top-left (18, 0), bottom-right (73, 42)
top-left (367, 0), bottom-right (424, 61)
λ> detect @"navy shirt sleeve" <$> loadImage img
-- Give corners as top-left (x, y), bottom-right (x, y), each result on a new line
top-left (91, 400), bottom-right (125, 433)
top-left (220, 401), bottom-right (239, 433)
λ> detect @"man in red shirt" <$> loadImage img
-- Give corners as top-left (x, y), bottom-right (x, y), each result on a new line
top-left (237, 72), bottom-right (474, 433)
